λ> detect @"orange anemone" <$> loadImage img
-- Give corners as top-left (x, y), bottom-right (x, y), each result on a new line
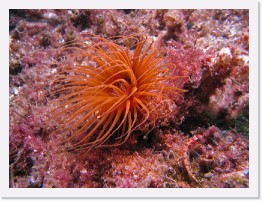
top-left (52, 34), bottom-right (187, 151)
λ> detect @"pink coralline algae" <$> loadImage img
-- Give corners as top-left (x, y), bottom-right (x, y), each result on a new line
top-left (182, 126), bottom-right (248, 187)
top-left (9, 9), bottom-right (249, 188)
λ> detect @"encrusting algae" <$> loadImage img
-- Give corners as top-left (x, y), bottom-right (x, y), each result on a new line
top-left (9, 9), bottom-right (249, 188)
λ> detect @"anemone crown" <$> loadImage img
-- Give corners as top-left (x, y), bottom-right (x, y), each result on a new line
top-left (52, 34), bottom-right (186, 151)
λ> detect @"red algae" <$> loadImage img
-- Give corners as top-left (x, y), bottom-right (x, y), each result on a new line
top-left (182, 126), bottom-right (248, 187)
top-left (9, 9), bottom-right (249, 188)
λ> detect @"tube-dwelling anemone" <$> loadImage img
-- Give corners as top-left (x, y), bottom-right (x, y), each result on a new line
top-left (52, 34), bottom-right (187, 151)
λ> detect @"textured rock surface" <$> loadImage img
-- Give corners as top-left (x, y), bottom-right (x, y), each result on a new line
top-left (9, 9), bottom-right (249, 188)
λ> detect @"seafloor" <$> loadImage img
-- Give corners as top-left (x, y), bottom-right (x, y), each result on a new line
top-left (9, 9), bottom-right (249, 188)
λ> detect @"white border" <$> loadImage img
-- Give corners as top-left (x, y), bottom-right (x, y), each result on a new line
top-left (1, 0), bottom-right (259, 198)
top-left (2, 0), bottom-right (259, 9)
